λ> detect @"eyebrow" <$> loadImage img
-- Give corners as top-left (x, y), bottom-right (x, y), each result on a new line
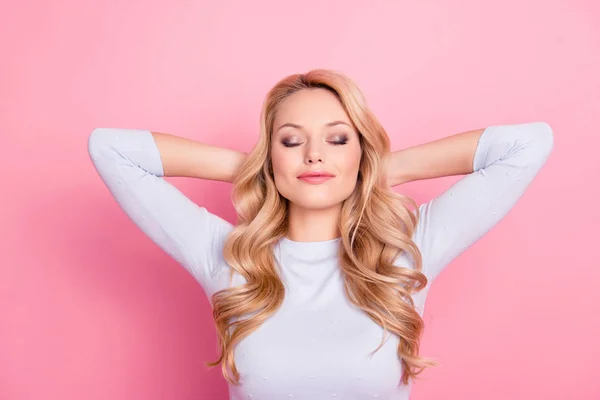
top-left (275, 120), bottom-right (352, 132)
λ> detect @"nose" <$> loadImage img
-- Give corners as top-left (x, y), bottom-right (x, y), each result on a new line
top-left (304, 141), bottom-right (324, 164)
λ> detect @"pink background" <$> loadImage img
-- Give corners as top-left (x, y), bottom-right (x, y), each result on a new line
top-left (1, 0), bottom-right (599, 399)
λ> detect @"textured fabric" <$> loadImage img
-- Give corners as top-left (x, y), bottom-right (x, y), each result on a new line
top-left (88, 122), bottom-right (553, 400)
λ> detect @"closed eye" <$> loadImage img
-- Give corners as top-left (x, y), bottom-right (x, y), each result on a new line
top-left (330, 139), bottom-right (348, 145)
top-left (282, 138), bottom-right (349, 147)
top-left (329, 134), bottom-right (349, 145)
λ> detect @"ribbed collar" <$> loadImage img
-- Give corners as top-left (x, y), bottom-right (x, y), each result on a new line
top-left (276, 236), bottom-right (341, 262)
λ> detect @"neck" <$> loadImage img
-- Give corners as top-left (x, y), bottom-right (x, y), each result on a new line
top-left (286, 202), bottom-right (341, 242)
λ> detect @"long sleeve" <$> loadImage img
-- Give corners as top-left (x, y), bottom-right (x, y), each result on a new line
top-left (413, 122), bottom-right (554, 282)
top-left (87, 128), bottom-right (233, 297)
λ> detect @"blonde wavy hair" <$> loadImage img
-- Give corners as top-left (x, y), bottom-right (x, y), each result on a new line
top-left (206, 69), bottom-right (438, 385)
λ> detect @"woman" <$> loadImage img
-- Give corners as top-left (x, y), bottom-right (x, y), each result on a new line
top-left (88, 69), bottom-right (553, 400)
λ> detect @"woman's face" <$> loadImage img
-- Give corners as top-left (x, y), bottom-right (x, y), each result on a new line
top-left (270, 88), bottom-right (362, 211)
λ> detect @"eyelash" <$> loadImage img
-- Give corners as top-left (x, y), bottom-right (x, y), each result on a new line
top-left (282, 138), bottom-right (348, 148)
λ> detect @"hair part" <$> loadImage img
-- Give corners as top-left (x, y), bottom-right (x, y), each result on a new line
top-left (206, 69), bottom-right (438, 385)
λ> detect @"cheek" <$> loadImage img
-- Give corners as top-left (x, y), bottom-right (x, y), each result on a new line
top-left (270, 149), bottom-right (295, 183)
top-left (337, 148), bottom-right (362, 177)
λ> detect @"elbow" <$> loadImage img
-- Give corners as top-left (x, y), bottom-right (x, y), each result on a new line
top-left (528, 121), bottom-right (554, 160)
top-left (88, 128), bottom-right (116, 162)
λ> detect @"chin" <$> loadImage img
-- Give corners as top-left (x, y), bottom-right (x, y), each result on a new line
top-left (276, 184), bottom-right (355, 211)
top-left (286, 195), bottom-right (347, 211)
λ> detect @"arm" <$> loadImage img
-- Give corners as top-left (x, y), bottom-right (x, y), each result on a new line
top-left (88, 128), bottom-right (246, 298)
top-left (386, 128), bottom-right (484, 187)
top-left (395, 122), bottom-right (554, 281)
top-left (151, 131), bottom-right (246, 181)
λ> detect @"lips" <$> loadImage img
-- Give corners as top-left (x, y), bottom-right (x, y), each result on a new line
top-left (297, 170), bottom-right (335, 179)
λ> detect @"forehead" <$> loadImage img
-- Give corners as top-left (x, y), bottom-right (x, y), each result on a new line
top-left (273, 88), bottom-right (351, 128)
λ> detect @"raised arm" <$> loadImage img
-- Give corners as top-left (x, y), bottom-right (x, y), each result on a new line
top-left (87, 128), bottom-right (246, 297)
top-left (150, 131), bottom-right (246, 181)
top-left (402, 122), bottom-right (554, 281)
